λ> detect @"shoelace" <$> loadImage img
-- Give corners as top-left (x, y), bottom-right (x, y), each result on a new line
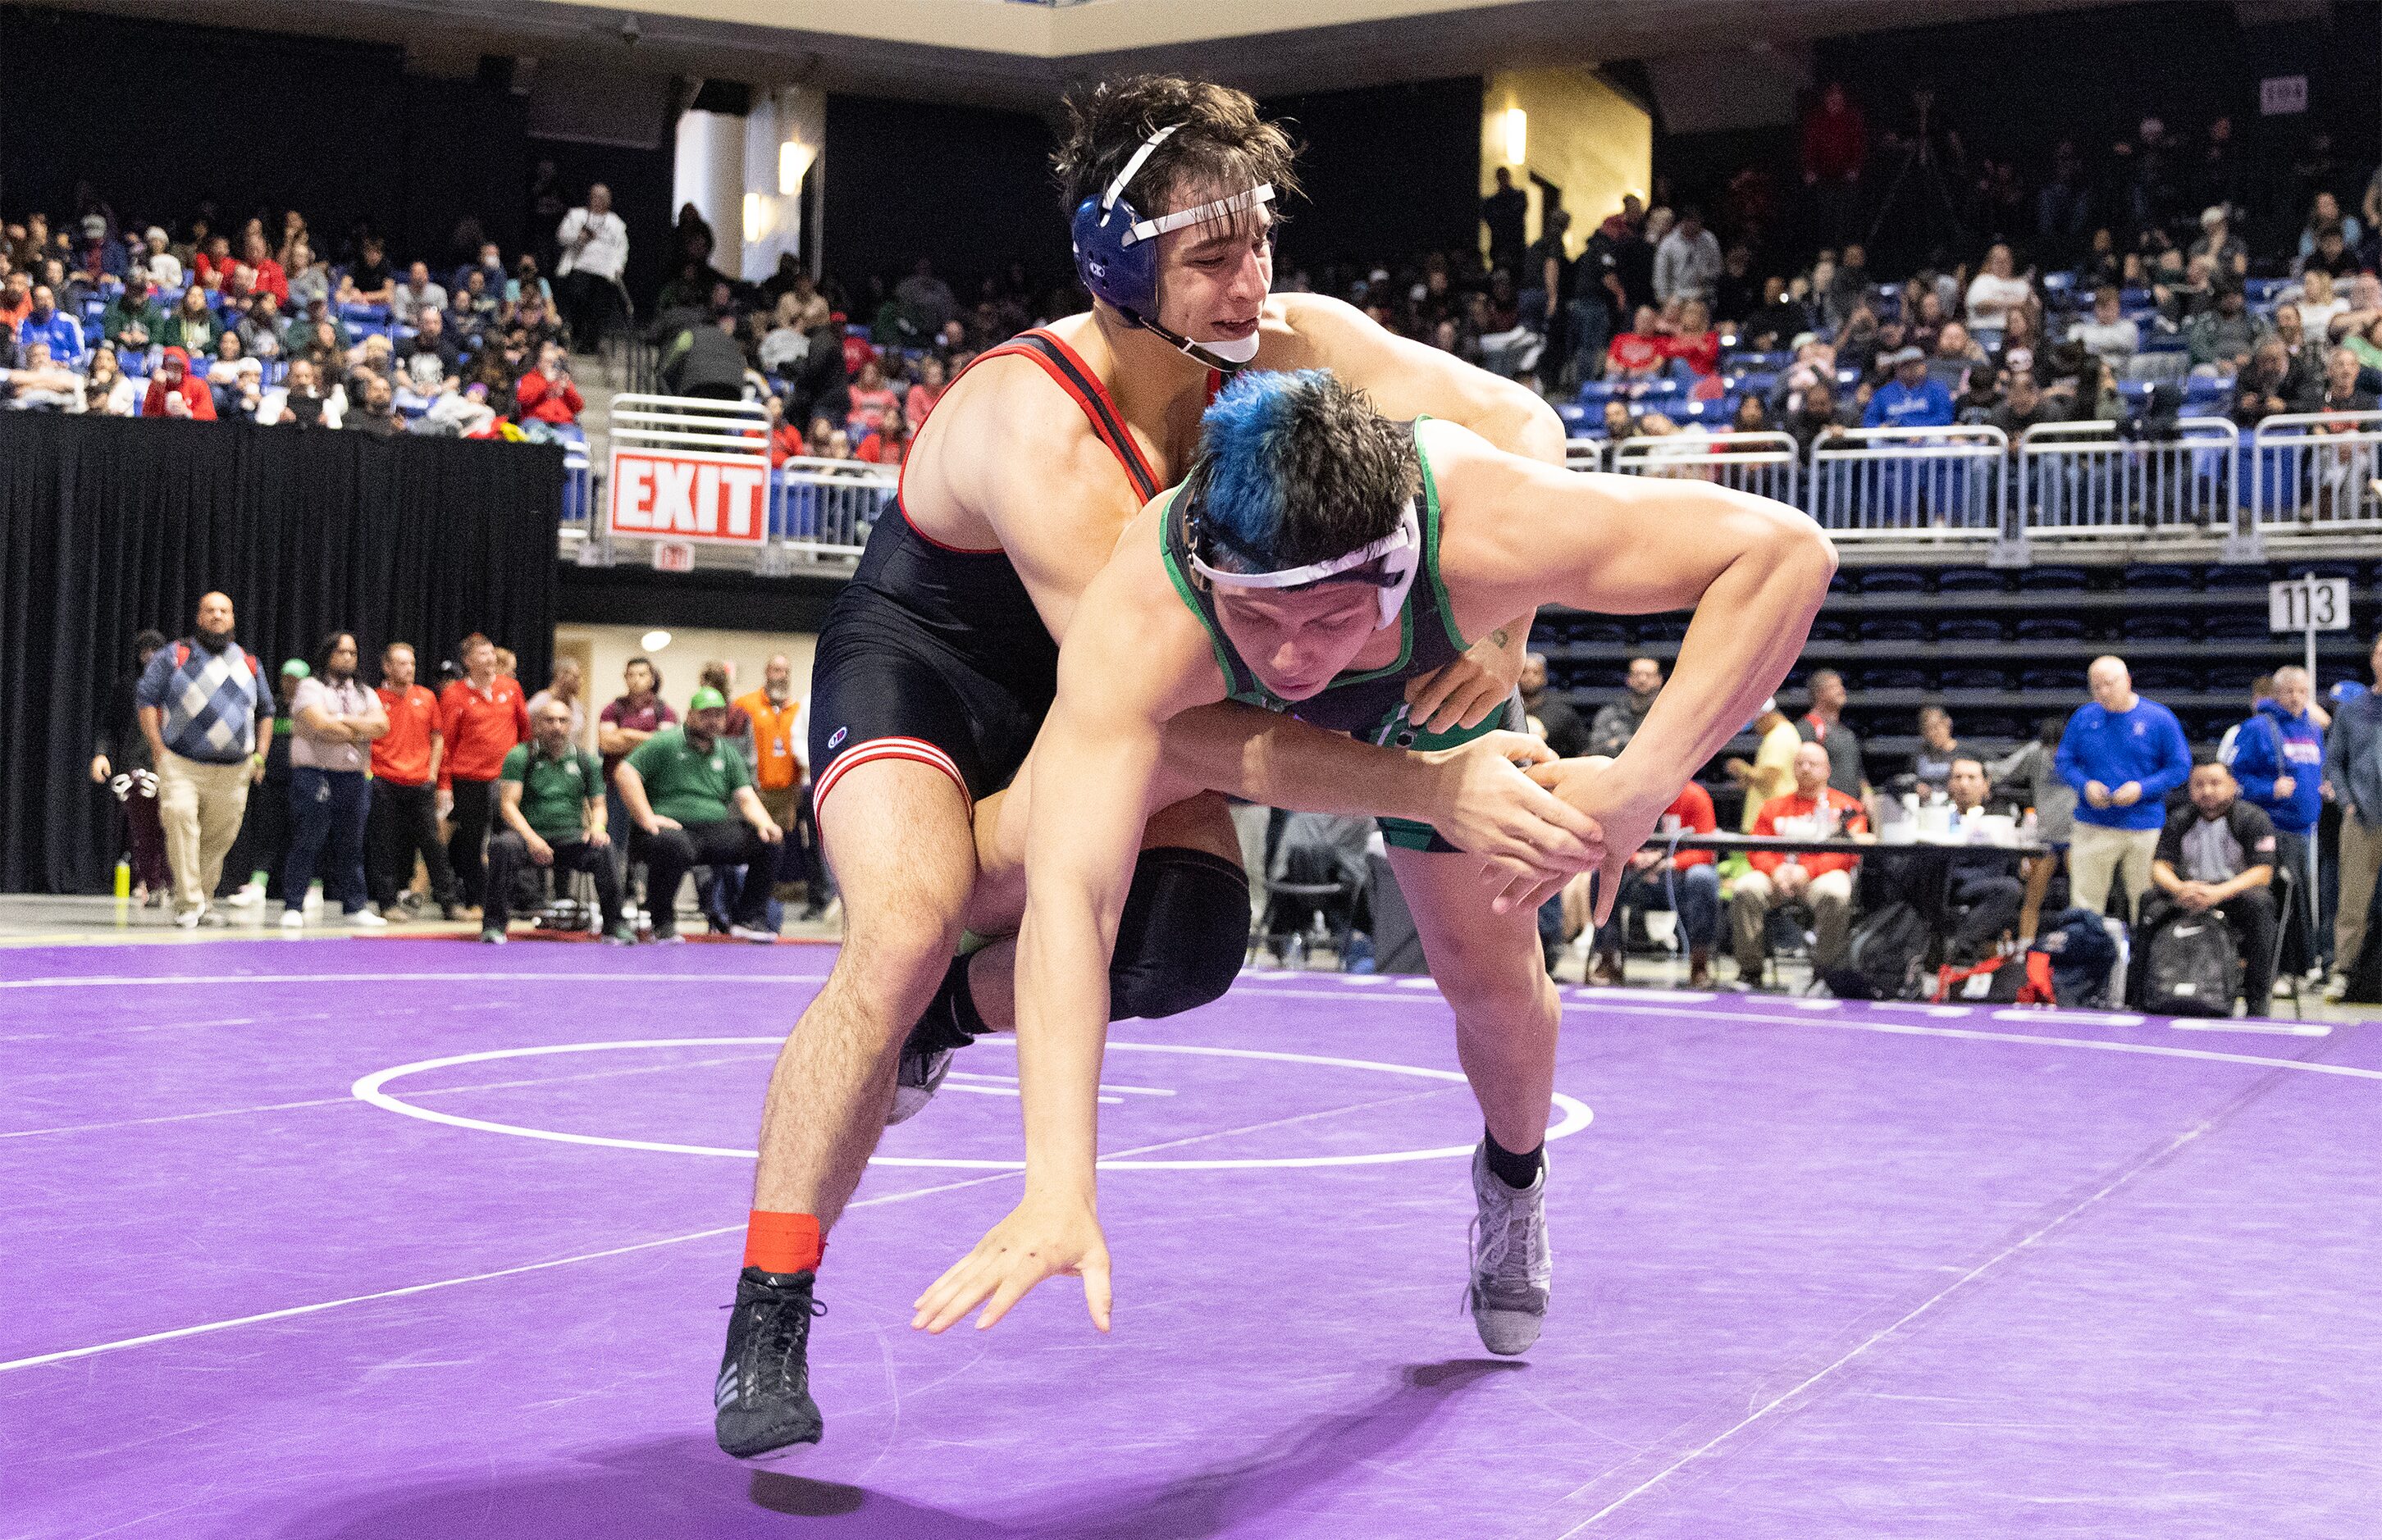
top-left (1468, 1187), bottom-right (1545, 1298)
top-left (723, 1290), bottom-right (827, 1397)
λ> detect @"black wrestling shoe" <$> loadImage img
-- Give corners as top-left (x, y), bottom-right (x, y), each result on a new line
top-left (714, 1267), bottom-right (826, 1459)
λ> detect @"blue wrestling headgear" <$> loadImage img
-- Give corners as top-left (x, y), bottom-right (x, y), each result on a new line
top-left (1071, 122), bottom-right (1277, 373)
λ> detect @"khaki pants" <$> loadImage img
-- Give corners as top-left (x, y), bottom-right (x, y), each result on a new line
top-left (1732, 867), bottom-right (1855, 977)
top-left (2069, 822), bottom-right (2161, 922)
top-left (2335, 814), bottom-right (2382, 973)
top-left (755, 783), bottom-right (802, 899)
top-left (157, 750), bottom-right (253, 918)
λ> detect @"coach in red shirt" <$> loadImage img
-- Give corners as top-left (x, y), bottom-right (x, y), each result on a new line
top-left (366, 641), bottom-right (460, 919)
top-left (1732, 738), bottom-right (1869, 985)
top-left (1589, 779), bottom-right (1723, 987)
top-left (438, 635), bottom-right (530, 911)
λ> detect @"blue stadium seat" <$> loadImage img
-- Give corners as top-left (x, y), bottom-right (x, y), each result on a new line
top-left (2136, 331), bottom-right (2187, 355)
top-left (2246, 277), bottom-right (2287, 306)
top-left (1859, 667), bottom-right (1930, 691)
top-left (1941, 667), bottom-right (2012, 691)
top-left (2202, 565), bottom-right (2272, 590)
top-left (2133, 665), bottom-right (2199, 694)
top-left (2124, 563), bottom-right (2198, 590)
top-left (1554, 402), bottom-right (1588, 432)
top-left (2202, 613), bottom-right (2273, 640)
top-left (2014, 617), bottom-right (2087, 641)
top-left (1937, 618), bottom-right (2006, 643)
top-left (2042, 272), bottom-right (2077, 305)
top-left (1857, 617), bottom-right (1928, 642)
top-left (1806, 617), bottom-right (1851, 642)
top-left (2020, 667), bottom-right (2088, 693)
top-left (1739, 371), bottom-right (1779, 398)
top-left (2120, 615), bottom-right (2197, 641)
top-left (1858, 567), bottom-right (1926, 594)
top-left (2120, 287), bottom-right (2152, 310)
top-left (1935, 567), bottom-right (2003, 593)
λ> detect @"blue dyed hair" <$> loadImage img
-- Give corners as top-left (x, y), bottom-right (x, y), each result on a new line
top-left (1187, 368), bottom-right (1413, 572)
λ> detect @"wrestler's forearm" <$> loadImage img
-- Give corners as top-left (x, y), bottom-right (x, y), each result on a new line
top-left (1162, 705), bottom-right (1440, 827)
top-left (1609, 531), bottom-right (1832, 794)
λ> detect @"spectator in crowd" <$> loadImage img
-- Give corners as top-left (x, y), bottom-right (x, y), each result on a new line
top-left (161, 286), bottom-right (221, 356)
top-left (238, 230), bottom-right (287, 306)
top-left (556, 184), bottom-right (629, 349)
top-left (2058, 654), bottom-right (2193, 923)
top-left (659, 306), bottom-right (750, 400)
top-left (100, 275), bottom-right (163, 355)
top-left (2307, 344), bottom-right (2376, 418)
top-left (1726, 697), bottom-right (1803, 832)
top-left (140, 226), bottom-right (181, 290)
top-left (0, 270), bottom-right (31, 334)
top-left (1988, 367), bottom-right (2065, 439)
top-left (258, 355), bottom-right (343, 428)
top-left (526, 655), bottom-right (586, 746)
top-left (514, 340), bottom-right (582, 426)
top-left (392, 261), bottom-right (447, 326)
top-left (204, 335), bottom-right (264, 420)
top-left (280, 631), bottom-right (387, 930)
top-left (1743, 276), bottom-right (1808, 353)
top-left (2298, 222), bottom-right (2357, 280)
top-left (1568, 212), bottom-right (1630, 380)
top-left (854, 407), bottom-right (914, 466)
top-left (1665, 298), bottom-right (1721, 378)
top-left (4, 341), bottom-right (80, 412)
top-left (2231, 339), bottom-right (2298, 430)
top-left (367, 641), bottom-right (459, 921)
top-left (893, 257), bottom-right (960, 339)
top-left (904, 353), bottom-right (948, 426)
top-left (1866, 346), bottom-right (1955, 428)
top-left (1732, 740), bottom-right (1867, 986)
top-left (93, 628), bottom-right (171, 904)
top-left (1481, 168), bottom-right (1527, 276)
top-left (19, 284), bottom-right (84, 369)
top-left (2223, 664), bottom-right (2324, 979)
top-left (2142, 760), bottom-right (2279, 1015)
top-left (2188, 205), bottom-right (2247, 280)
top-left (395, 308), bottom-right (461, 403)
top-left (1599, 398), bottom-right (1636, 443)
top-left (1963, 243), bottom-right (2032, 330)
top-left (1590, 655), bottom-right (1663, 757)
top-left (1987, 714), bottom-right (2076, 941)
top-left (2294, 269), bottom-right (2346, 339)
top-left (1800, 83), bottom-right (1867, 244)
top-left (1605, 306), bottom-right (1668, 383)
top-left (598, 656), bottom-right (676, 870)
top-left (2186, 282), bottom-right (2258, 376)
top-left (615, 687), bottom-right (783, 943)
top-left (345, 234), bottom-right (394, 306)
top-left (237, 293), bottom-right (285, 361)
top-left (1654, 207), bottom-right (1723, 307)
top-left (1589, 778), bottom-right (1721, 988)
top-left (2156, 252), bottom-right (2214, 329)
top-left (2322, 631), bottom-right (2382, 995)
top-left (135, 592), bottom-right (269, 928)
top-left (438, 633), bottom-right (531, 913)
top-left (80, 347), bottom-right (136, 417)
top-left (1926, 321), bottom-right (1988, 402)
top-left (1784, 378), bottom-right (1851, 461)
top-left (1797, 667), bottom-right (1868, 800)
top-left (451, 268), bottom-right (501, 339)
top-left (1913, 704), bottom-right (1962, 792)
top-left (733, 654), bottom-right (814, 907)
top-left (1519, 653), bottom-right (1590, 758)
top-left (844, 357), bottom-right (899, 440)
top-left (2299, 192), bottom-right (2363, 264)
top-left (346, 373), bottom-right (401, 437)
top-left (1934, 758), bottom-right (2028, 959)
top-left (285, 241), bottom-right (330, 314)
top-left (482, 699), bottom-right (632, 945)
top-left (144, 347), bottom-right (217, 421)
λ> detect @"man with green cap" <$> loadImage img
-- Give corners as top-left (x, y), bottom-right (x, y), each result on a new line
top-left (617, 686), bottom-right (784, 941)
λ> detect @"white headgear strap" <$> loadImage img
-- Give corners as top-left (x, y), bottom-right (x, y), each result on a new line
top-left (1189, 500), bottom-right (1420, 630)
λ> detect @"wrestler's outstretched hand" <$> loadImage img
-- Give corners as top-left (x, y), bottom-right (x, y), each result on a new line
top-left (1515, 755), bottom-right (1673, 924)
top-left (1421, 732), bottom-right (1604, 902)
top-left (913, 1194), bottom-right (1111, 1335)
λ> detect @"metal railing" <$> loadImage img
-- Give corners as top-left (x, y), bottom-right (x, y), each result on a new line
top-left (1808, 425), bottom-right (2010, 542)
top-left (1609, 429), bottom-right (1800, 508)
top-left (2248, 411), bottom-right (2382, 536)
top-left (2017, 418), bottom-right (2236, 539)
top-left (1563, 439), bottom-right (1608, 472)
top-left (770, 458), bottom-right (897, 553)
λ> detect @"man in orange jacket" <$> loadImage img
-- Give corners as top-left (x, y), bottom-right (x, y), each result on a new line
top-left (734, 654), bottom-right (810, 904)
top-left (1731, 738), bottom-right (1867, 985)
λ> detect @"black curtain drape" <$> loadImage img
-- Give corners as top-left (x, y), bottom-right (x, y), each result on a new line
top-left (0, 416), bottom-right (560, 894)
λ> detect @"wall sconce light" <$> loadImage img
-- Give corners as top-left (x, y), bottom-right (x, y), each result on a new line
top-left (1504, 107), bottom-right (1527, 166)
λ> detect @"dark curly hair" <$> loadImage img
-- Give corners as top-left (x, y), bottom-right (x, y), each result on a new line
top-left (1053, 75), bottom-right (1303, 222)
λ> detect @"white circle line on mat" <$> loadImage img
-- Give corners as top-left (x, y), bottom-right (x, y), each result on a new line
top-left (350, 1037), bottom-right (1592, 1169)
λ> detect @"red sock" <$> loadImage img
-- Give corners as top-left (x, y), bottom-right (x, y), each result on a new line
top-left (743, 1210), bottom-right (822, 1274)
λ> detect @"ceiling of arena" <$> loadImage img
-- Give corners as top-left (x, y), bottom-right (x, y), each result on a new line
top-left (42, 0), bottom-right (2149, 110)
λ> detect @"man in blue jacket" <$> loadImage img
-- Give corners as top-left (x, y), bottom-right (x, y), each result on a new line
top-left (1864, 346), bottom-right (1957, 526)
top-left (2323, 632), bottom-right (2382, 991)
top-left (16, 283), bottom-right (85, 370)
top-left (2223, 664), bottom-right (2324, 977)
top-left (2056, 654), bottom-right (2193, 923)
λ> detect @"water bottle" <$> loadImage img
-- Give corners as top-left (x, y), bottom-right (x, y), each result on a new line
top-left (113, 856), bottom-right (131, 900)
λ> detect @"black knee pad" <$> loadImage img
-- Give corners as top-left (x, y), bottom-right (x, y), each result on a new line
top-left (1110, 847), bottom-right (1250, 1019)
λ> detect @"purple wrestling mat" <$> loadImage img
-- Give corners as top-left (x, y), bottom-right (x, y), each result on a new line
top-left (4, 941), bottom-right (2378, 1538)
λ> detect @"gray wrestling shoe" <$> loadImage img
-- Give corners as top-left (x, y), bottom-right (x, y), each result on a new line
top-left (1466, 1143), bottom-right (1551, 1355)
top-left (888, 1036), bottom-right (952, 1126)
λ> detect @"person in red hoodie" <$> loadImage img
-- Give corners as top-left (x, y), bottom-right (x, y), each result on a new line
top-left (144, 347), bottom-right (218, 421)
top-left (1731, 738), bottom-right (1868, 986)
top-left (1586, 778), bottom-right (1723, 987)
top-left (514, 341), bottom-right (584, 426)
top-left (438, 633), bottom-right (531, 912)
top-left (239, 231), bottom-right (289, 308)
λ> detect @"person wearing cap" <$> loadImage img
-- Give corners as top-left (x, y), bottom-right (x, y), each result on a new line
top-left (1865, 345), bottom-right (1953, 430)
top-left (616, 687), bottom-right (783, 942)
top-left (483, 697), bottom-right (633, 945)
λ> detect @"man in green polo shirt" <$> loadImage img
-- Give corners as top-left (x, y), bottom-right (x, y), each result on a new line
top-left (618, 686), bottom-right (783, 943)
top-left (484, 698), bottom-right (633, 944)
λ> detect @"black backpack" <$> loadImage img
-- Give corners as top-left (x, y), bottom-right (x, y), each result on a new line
top-left (1825, 900), bottom-right (1933, 1000)
top-left (2138, 910), bottom-right (2238, 1018)
top-left (2029, 907), bottom-right (2120, 1008)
